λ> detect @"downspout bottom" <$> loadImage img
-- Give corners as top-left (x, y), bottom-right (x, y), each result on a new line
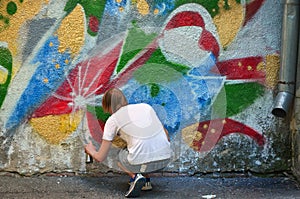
top-left (272, 91), bottom-right (294, 118)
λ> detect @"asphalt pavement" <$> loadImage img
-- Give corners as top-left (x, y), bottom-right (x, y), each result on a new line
top-left (0, 172), bottom-right (300, 199)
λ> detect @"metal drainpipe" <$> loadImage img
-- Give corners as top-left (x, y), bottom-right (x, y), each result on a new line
top-left (272, 0), bottom-right (300, 118)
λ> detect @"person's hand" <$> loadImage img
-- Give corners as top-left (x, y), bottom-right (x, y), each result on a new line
top-left (85, 141), bottom-right (96, 157)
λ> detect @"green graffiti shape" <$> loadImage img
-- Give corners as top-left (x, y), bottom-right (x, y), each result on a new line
top-left (175, 0), bottom-right (242, 17)
top-left (117, 21), bottom-right (157, 73)
top-left (133, 48), bottom-right (189, 98)
top-left (133, 48), bottom-right (189, 84)
top-left (214, 82), bottom-right (264, 117)
top-left (145, 49), bottom-right (189, 75)
top-left (7, 1), bottom-right (17, 15)
top-left (150, 83), bottom-right (160, 98)
top-left (133, 62), bottom-right (183, 85)
top-left (0, 46), bottom-right (13, 108)
top-left (87, 105), bottom-right (110, 122)
top-left (175, 0), bottom-right (220, 17)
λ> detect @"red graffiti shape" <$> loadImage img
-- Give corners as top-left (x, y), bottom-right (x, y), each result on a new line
top-left (211, 56), bottom-right (266, 81)
top-left (193, 118), bottom-right (266, 152)
top-left (86, 111), bottom-right (104, 143)
top-left (89, 16), bottom-right (99, 33)
top-left (165, 11), bottom-right (205, 30)
top-left (32, 41), bottom-right (124, 117)
top-left (244, 0), bottom-right (266, 26)
top-left (198, 29), bottom-right (220, 57)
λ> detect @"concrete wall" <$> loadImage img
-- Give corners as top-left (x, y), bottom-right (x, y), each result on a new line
top-left (293, 28), bottom-right (300, 181)
top-left (0, 0), bottom-right (291, 175)
top-left (294, 86), bottom-right (300, 180)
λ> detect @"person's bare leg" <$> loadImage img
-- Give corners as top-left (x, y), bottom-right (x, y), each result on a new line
top-left (117, 162), bottom-right (135, 178)
top-left (117, 161), bottom-right (151, 181)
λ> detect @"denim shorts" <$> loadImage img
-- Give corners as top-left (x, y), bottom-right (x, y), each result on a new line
top-left (118, 149), bottom-right (171, 173)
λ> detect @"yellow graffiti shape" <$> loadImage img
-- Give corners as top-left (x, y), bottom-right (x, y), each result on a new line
top-left (0, 0), bottom-right (49, 77)
top-left (153, 8), bottom-right (159, 15)
top-left (213, 0), bottom-right (244, 48)
top-left (265, 54), bottom-right (280, 89)
top-left (30, 111), bottom-right (82, 145)
top-left (0, 66), bottom-right (8, 84)
top-left (56, 5), bottom-right (85, 56)
top-left (134, 0), bottom-right (149, 16)
top-left (182, 123), bottom-right (202, 147)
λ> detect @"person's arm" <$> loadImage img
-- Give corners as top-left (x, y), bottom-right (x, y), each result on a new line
top-left (85, 140), bottom-right (112, 162)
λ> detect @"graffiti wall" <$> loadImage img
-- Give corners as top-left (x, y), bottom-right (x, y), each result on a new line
top-left (0, 0), bottom-right (290, 175)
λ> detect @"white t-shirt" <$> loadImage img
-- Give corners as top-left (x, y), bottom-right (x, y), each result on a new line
top-left (102, 103), bottom-right (172, 165)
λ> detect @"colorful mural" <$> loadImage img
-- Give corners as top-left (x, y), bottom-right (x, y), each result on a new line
top-left (0, 0), bottom-right (283, 173)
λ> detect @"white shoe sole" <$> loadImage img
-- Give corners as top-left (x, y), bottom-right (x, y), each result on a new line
top-left (125, 176), bottom-right (146, 198)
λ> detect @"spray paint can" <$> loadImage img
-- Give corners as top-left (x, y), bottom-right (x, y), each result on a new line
top-left (86, 154), bottom-right (93, 164)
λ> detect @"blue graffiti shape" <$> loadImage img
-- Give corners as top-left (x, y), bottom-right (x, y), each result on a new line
top-left (5, 37), bottom-right (72, 130)
top-left (128, 84), bottom-right (181, 138)
top-left (153, 0), bottom-right (175, 15)
top-left (104, 0), bottom-right (128, 16)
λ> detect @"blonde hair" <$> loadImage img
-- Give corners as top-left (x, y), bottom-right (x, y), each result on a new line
top-left (102, 88), bottom-right (128, 113)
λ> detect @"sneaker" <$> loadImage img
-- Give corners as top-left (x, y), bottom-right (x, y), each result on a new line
top-left (128, 179), bottom-right (152, 191)
top-left (125, 174), bottom-right (146, 198)
top-left (142, 181), bottom-right (152, 191)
